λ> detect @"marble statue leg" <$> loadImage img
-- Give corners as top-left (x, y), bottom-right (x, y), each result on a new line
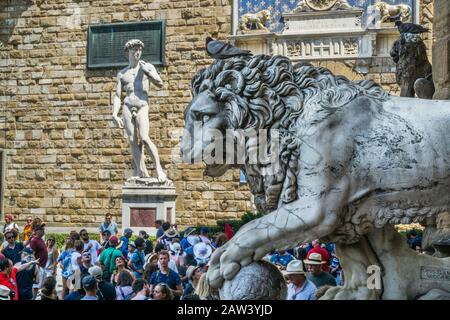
top-left (135, 106), bottom-right (167, 182)
top-left (323, 225), bottom-right (450, 300)
top-left (123, 106), bottom-right (149, 178)
top-left (400, 82), bottom-right (415, 98)
top-left (321, 237), bottom-right (382, 300)
top-left (366, 225), bottom-right (450, 300)
top-left (207, 179), bottom-right (347, 289)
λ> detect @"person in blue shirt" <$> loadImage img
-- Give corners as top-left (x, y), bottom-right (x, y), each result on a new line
top-left (129, 238), bottom-right (145, 279)
top-left (330, 252), bottom-right (343, 285)
top-left (270, 249), bottom-right (295, 269)
top-left (149, 251), bottom-right (183, 299)
top-left (326, 243), bottom-right (336, 256)
top-left (120, 228), bottom-right (133, 258)
top-left (57, 238), bottom-right (75, 299)
top-left (1, 230), bottom-right (23, 265)
top-left (407, 230), bottom-right (422, 251)
top-left (99, 213), bottom-right (118, 243)
top-left (284, 260), bottom-right (317, 300)
top-left (155, 220), bottom-right (164, 239)
top-left (180, 227), bottom-right (196, 251)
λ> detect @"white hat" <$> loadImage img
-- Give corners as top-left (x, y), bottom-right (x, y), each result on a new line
top-left (170, 242), bottom-right (181, 253)
top-left (193, 242), bottom-right (212, 260)
top-left (186, 265), bottom-right (201, 280)
top-left (304, 252), bottom-right (326, 265)
top-left (164, 227), bottom-right (180, 238)
top-left (88, 266), bottom-right (103, 280)
top-left (143, 253), bottom-right (158, 270)
top-left (187, 235), bottom-right (201, 247)
top-left (282, 260), bottom-right (307, 276)
top-left (0, 284), bottom-right (11, 300)
top-left (70, 252), bottom-right (82, 267)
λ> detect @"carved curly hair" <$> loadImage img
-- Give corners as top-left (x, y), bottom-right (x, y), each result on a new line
top-left (192, 55), bottom-right (388, 213)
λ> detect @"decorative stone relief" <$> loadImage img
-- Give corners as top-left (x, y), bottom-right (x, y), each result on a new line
top-left (305, 0), bottom-right (339, 11)
top-left (238, 9), bottom-right (271, 33)
top-left (343, 39), bottom-right (359, 55)
top-left (375, 2), bottom-right (412, 23)
top-left (355, 13), bottom-right (362, 26)
top-left (233, 0), bottom-right (422, 73)
top-left (286, 41), bottom-right (302, 57)
top-left (294, 0), bottom-right (353, 12)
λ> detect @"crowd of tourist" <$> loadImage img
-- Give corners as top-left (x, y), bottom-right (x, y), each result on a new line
top-left (0, 212), bottom-right (352, 300)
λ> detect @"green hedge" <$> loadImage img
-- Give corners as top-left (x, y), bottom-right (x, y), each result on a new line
top-left (190, 211), bottom-right (264, 238)
top-left (46, 233), bottom-right (101, 249)
top-left (396, 228), bottom-right (423, 237)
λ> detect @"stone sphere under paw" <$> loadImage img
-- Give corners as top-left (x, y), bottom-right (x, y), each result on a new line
top-left (219, 260), bottom-right (287, 300)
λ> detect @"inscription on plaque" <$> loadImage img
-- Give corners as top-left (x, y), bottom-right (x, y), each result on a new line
top-left (420, 266), bottom-right (450, 281)
top-left (87, 21), bottom-right (165, 69)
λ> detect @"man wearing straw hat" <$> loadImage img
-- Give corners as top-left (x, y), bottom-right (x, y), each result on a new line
top-left (305, 252), bottom-right (337, 288)
top-left (283, 260), bottom-right (317, 300)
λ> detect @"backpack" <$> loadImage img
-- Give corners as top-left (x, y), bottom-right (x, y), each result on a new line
top-left (118, 287), bottom-right (134, 300)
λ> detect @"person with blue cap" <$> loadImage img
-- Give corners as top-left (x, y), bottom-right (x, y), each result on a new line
top-left (80, 275), bottom-right (98, 300)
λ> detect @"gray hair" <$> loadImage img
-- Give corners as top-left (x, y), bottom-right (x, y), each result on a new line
top-left (124, 39), bottom-right (144, 51)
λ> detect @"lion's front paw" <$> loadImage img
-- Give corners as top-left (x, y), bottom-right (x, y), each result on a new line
top-left (206, 240), bottom-right (256, 289)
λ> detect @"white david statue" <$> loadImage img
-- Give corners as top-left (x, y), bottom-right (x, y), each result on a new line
top-left (112, 39), bottom-right (169, 184)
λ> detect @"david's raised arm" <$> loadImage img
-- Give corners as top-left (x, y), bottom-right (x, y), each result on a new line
top-left (140, 60), bottom-right (163, 87)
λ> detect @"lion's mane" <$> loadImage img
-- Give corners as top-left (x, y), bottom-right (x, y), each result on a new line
top-left (192, 55), bottom-right (388, 213)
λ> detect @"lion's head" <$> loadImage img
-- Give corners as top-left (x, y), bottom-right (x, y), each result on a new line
top-left (259, 10), bottom-right (271, 24)
top-left (181, 54), bottom-right (387, 213)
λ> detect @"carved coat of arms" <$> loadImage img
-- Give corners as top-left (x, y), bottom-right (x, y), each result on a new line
top-left (305, 0), bottom-right (338, 11)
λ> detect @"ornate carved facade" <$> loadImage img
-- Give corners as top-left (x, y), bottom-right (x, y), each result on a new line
top-left (233, 0), bottom-right (427, 92)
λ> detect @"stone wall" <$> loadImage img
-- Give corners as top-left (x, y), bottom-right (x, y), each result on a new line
top-left (432, 0), bottom-right (449, 99)
top-left (420, 0), bottom-right (434, 62)
top-left (0, 0), bottom-right (253, 231)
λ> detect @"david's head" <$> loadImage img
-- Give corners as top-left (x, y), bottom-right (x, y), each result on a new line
top-left (124, 39), bottom-right (144, 64)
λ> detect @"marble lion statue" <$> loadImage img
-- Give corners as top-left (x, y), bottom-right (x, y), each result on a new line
top-left (375, 2), bottom-right (411, 23)
top-left (238, 10), bottom-right (271, 32)
top-left (181, 53), bottom-right (450, 299)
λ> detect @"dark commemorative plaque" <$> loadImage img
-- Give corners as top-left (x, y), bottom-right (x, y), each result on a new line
top-left (87, 21), bottom-right (165, 69)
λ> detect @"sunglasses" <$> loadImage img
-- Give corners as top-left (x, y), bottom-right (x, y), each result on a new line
top-left (6, 236), bottom-right (15, 240)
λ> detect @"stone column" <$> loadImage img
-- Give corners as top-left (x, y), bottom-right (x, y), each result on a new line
top-left (429, 0), bottom-right (450, 258)
top-left (432, 0), bottom-right (450, 99)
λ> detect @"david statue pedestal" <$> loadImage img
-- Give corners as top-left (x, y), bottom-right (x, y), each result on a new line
top-left (113, 39), bottom-right (176, 235)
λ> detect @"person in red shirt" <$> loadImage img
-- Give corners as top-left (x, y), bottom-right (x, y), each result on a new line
top-left (0, 256), bottom-right (39, 300)
top-left (306, 240), bottom-right (331, 272)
